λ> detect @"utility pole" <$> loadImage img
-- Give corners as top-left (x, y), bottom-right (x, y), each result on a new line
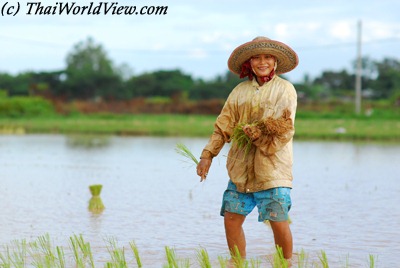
top-left (355, 20), bottom-right (362, 115)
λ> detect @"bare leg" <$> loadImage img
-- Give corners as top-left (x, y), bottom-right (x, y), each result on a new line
top-left (269, 220), bottom-right (293, 260)
top-left (224, 211), bottom-right (246, 258)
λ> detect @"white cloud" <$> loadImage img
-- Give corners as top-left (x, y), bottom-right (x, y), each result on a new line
top-left (274, 24), bottom-right (290, 40)
top-left (187, 48), bottom-right (208, 59)
top-left (329, 21), bottom-right (354, 41)
top-left (365, 20), bottom-right (400, 41)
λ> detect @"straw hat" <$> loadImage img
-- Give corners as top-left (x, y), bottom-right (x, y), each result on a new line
top-left (228, 36), bottom-right (299, 75)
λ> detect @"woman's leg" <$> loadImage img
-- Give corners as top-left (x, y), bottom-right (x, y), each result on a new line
top-left (269, 220), bottom-right (293, 259)
top-left (224, 211), bottom-right (247, 258)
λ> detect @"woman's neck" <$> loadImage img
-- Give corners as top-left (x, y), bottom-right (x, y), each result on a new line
top-left (256, 73), bottom-right (275, 86)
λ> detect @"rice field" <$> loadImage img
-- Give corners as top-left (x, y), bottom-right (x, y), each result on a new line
top-left (0, 130), bottom-right (398, 267)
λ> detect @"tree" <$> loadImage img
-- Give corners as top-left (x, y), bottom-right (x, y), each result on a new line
top-left (62, 37), bottom-right (122, 100)
top-left (313, 70), bottom-right (354, 94)
top-left (372, 58), bottom-right (400, 99)
top-left (126, 69), bottom-right (194, 99)
top-left (28, 71), bottom-right (64, 98)
top-left (190, 71), bottom-right (243, 100)
top-left (0, 72), bottom-right (33, 96)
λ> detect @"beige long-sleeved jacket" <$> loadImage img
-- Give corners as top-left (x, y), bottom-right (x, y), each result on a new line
top-left (200, 75), bottom-right (297, 193)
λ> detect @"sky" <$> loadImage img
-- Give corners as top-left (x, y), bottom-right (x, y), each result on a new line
top-left (1, 0), bottom-right (400, 83)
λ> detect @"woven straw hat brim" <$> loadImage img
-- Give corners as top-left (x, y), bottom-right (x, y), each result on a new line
top-left (228, 39), bottom-right (299, 75)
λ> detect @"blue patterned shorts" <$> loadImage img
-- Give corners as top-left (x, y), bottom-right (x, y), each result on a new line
top-left (220, 180), bottom-right (292, 222)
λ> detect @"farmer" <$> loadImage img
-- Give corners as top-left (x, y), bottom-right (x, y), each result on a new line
top-left (196, 36), bottom-right (299, 263)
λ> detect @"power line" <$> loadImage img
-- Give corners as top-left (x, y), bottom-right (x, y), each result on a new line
top-left (1, 34), bottom-right (399, 54)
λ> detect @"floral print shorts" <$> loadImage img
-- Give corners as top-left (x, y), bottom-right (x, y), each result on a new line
top-left (220, 180), bottom-right (292, 222)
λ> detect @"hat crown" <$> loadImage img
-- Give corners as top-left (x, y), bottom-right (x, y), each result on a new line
top-left (252, 36), bottom-right (271, 42)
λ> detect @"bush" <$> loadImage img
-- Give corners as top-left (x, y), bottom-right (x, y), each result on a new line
top-left (0, 97), bottom-right (56, 117)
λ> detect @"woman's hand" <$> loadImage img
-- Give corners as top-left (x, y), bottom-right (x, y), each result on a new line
top-left (242, 124), bottom-right (261, 141)
top-left (196, 158), bottom-right (212, 182)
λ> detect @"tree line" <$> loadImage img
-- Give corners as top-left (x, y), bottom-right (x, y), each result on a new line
top-left (1, 37), bottom-right (399, 103)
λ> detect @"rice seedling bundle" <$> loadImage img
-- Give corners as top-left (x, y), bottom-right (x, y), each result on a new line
top-left (175, 143), bottom-right (199, 165)
top-left (231, 108), bottom-right (293, 154)
top-left (88, 184), bottom-right (105, 213)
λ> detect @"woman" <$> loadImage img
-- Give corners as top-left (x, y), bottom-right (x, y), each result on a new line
top-left (196, 36), bottom-right (299, 263)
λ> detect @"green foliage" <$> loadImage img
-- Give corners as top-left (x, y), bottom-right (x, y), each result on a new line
top-left (372, 58), bottom-right (400, 99)
top-left (190, 71), bottom-right (243, 100)
top-left (0, 90), bottom-right (8, 98)
top-left (126, 69), bottom-right (194, 98)
top-left (0, 97), bottom-right (55, 117)
top-left (0, 72), bottom-right (31, 96)
top-left (63, 37), bottom-right (123, 100)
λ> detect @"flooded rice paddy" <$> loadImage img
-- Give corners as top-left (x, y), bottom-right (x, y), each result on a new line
top-left (0, 135), bottom-right (399, 267)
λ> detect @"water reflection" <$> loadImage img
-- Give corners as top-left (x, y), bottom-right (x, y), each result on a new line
top-left (66, 134), bottom-right (111, 148)
top-left (0, 135), bottom-right (399, 267)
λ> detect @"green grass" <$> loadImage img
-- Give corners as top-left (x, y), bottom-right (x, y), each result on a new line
top-left (0, 234), bottom-right (379, 268)
top-left (0, 113), bottom-right (399, 141)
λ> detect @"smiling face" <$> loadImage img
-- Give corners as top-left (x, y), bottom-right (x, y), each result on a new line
top-left (250, 54), bottom-right (276, 83)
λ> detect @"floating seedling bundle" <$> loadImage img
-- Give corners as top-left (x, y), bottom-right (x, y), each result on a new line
top-left (88, 184), bottom-right (105, 213)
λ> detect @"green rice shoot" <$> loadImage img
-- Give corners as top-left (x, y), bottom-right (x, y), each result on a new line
top-left (231, 123), bottom-right (253, 156)
top-left (175, 143), bottom-right (199, 165)
top-left (130, 241), bottom-right (142, 268)
top-left (196, 248), bottom-right (212, 268)
top-left (0, 234), bottom-right (382, 268)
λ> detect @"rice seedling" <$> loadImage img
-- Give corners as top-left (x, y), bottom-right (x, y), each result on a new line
top-left (230, 245), bottom-right (249, 268)
top-left (271, 246), bottom-right (289, 268)
top-left (0, 244), bottom-right (13, 268)
top-left (69, 234), bottom-right (94, 268)
top-left (249, 258), bottom-right (261, 268)
top-left (231, 123), bottom-right (254, 157)
top-left (28, 233), bottom-right (59, 267)
top-left (0, 239), bottom-right (27, 268)
top-left (368, 254), bottom-right (377, 268)
top-left (341, 253), bottom-right (350, 268)
top-left (218, 255), bottom-right (228, 268)
top-left (318, 250), bottom-right (329, 268)
top-left (105, 237), bottom-right (127, 267)
top-left (163, 246), bottom-right (191, 268)
top-left (0, 234), bottom-right (385, 268)
top-left (231, 109), bottom-right (294, 159)
top-left (56, 246), bottom-right (66, 268)
top-left (179, 258), bottom-right (191, 268)
top-left (175, 143), bottom-right (199, 165)
top-left (196, 248), bottom-right (211, 268)
top-left (164, 246), bottom-right (179, 268)
top-left (296, 249), bottom-right (309, 268)
top-left (129, 241), bottom-right (142, 268)
top-left (88, 184), bottom-right (105, 213)
top-left (11, 239), bottom-right (27, 268)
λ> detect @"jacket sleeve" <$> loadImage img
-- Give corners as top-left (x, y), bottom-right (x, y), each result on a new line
top-left (253, 86), bottom-right (297, 155)
top-left (200, 91), bottom-right (237, 159)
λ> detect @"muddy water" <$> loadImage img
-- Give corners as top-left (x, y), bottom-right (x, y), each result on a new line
top-left (0, 135), bottom-right (399, 267)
